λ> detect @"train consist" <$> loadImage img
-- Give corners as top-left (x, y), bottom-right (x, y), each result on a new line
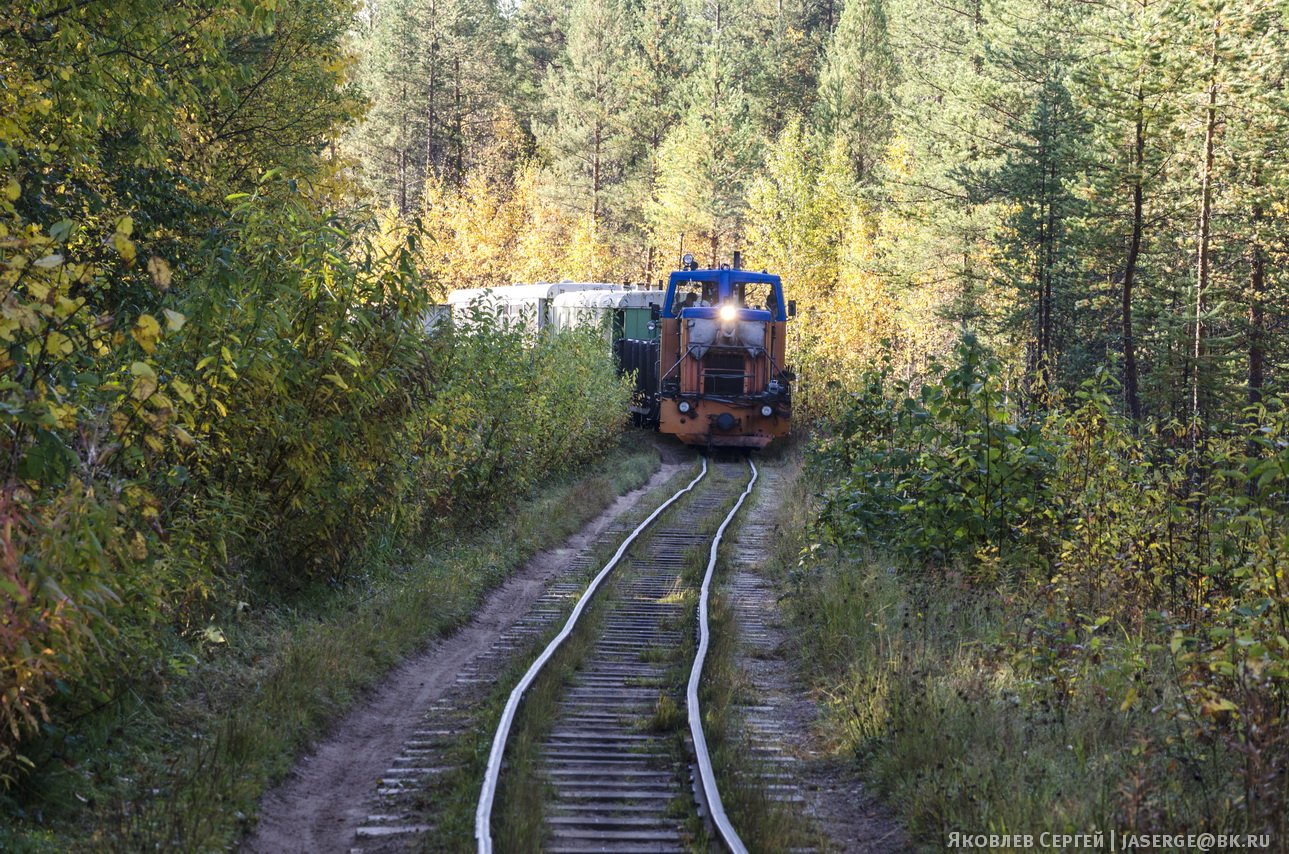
top-left (446, 255), bottom-right (793, 449)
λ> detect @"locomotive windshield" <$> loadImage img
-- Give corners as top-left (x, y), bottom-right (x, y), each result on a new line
top-left (737, 282), bottom-right (776, 311)
top-left (673, 280), bottom-right (718, 309)
top-left (663, 268), bottom-right (785, 320)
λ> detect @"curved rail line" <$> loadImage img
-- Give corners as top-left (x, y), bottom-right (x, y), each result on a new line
top-left (475, 456), bottom-right (758, 853)
top-left (475, 458), bottom-right (711, 853)
top-left (688, 459), bottom-right (756, 854)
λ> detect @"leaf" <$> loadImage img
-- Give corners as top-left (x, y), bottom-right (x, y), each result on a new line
top-left (162, 308), bottom-right (185, 332)
top-left (132, 314), bottom-right (161, 354)
top-left (170, 378), bottom-right (196, 404)
top-left (48, 220), bottom-right (74, 242)
top-left (147, 256), bottom-right (172, 290)
top-left (44, 331), bottom-right (74, 357)
top-left (130, 361), bottom-right (158, 400)
top-left (201, 626), bottom-right (227, 644)
top-left (33, 254), bottom-right (64, 269)
top-left (1201, 697), bottom-right (1238, 715)
top-left (112, 232), bottom-right (137, 264)
top-left (131, 374), bottom-right (158, 401)
top-left (3, 179), bottom-right (19, 202)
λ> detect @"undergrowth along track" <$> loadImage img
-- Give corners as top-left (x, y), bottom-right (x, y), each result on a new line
top-left (477, 456), bottom-right (757, 853)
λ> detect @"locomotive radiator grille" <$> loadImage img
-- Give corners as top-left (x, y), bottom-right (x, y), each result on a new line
top-left (702, 350), bottom-right (750, 396)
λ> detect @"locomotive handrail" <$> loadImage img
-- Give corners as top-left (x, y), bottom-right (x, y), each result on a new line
top-left (659, 349), bottom-right (688, 382)
top-left (688, 458), bottom-right (757, 854)
top-left (475, 459), bottom-right (711, 854)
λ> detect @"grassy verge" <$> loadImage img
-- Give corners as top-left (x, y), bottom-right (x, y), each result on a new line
top-left (1, 438), bottom-right (661, 852)
top-left (776, 468), bottom-right (1252, 849)
top-left (700, 452), bottom-right (820, 853)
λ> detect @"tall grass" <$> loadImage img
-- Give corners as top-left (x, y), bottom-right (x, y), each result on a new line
top-left (786, 340), bottom-right (1289, 845)
top-left (1, 444), bottom-right (659, 852)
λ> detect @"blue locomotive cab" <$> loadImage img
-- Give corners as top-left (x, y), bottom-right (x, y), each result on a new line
top-left (662, 268), bottom-right (787, 323)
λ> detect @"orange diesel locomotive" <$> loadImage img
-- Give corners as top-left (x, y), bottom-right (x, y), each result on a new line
top-left (653, 256), bottom-right (793, 449)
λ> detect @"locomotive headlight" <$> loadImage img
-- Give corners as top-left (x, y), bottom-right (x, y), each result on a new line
top-left (719, 304), bottom-right (738, 323)
top-left (760, 405), bottom-right (773, 417)
top-left (678, 400), bottom-right (692, 414)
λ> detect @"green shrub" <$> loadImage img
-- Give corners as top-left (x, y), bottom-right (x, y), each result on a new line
top-left (807, 337), bottom-right (1289, 837)
top-left (814, 334), bottom-right (1055, 571)
top-left (0, 184), bottom-right (631, 786)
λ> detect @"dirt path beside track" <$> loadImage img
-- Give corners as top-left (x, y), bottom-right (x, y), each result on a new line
top-left (242, 461), bottom-right (682, 854)
top-left (725, 455), bottom-right (907, 852)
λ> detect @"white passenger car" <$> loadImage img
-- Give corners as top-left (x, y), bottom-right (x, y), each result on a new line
top-left (447, 282), bottom-right (620, 335)
top-left (550, 288), bottom-right (665, 341)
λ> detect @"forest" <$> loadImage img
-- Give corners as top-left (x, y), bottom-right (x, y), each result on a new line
top-left (2, 0), bottom-right (1286, 847)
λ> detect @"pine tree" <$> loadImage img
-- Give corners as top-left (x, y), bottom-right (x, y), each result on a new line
top-left (648, 48), bottom-right (762, 265)
top-left (816, 0), bottom-right (897, 182)
top-left (1225, 1), bottom-right (1289, 405)
top-left (970, 0), bottom-right (1090, 393)
top-left (352, 0), bottom-right (423, 211)
top-left (619, 0), bottom-right (693, 280)
top-left (743, 0), bottom-right (833, 140)
top-left (883, 0), bottom-right (993, 332)
top-left (535, 0), bottom-right (634, 274)
top-left (1073, 0), bottom-right (1182, 421)
top-left (350, 0), bottom-right (512, 208)
top-left (509, 0), bottom-right (574, 131)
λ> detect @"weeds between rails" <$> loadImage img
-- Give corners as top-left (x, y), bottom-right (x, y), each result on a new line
top-left (419, 463), bottom-right (703, 850)
top-left (478, 460), bottom-right (755, 851)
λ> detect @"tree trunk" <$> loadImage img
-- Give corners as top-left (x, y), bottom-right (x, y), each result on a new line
top-left (453, 56), bottom-right (463, 185)
top-left (1040, 155), bottom-right (1057, 393)
top-left (397, 69), bottom-right (409, 213)
top-left (424, 9), bottom-right (438, 180)
top-left (1122, 89), bottom-right (1145, 423)
top-left (1192, 15), bottom-right (1220, 440)
top-left (1248, 190), bottom-right (1266, 405)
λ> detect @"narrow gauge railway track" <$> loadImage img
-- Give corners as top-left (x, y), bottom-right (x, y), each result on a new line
top-left (477, 457), bottom-right (756, 854)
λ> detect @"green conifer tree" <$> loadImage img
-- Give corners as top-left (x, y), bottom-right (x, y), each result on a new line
top-left (648, 47), bottom-right (761, 265)
top-left (816, 0), bottom-right (897, 182)
top-left (536, 0), bottom-right (634, 266)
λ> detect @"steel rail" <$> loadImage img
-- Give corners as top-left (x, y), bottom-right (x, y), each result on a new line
top-left (475, 458), bottom-right (711, 853)
top-left (687, 458), bottom-right (757, 854)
